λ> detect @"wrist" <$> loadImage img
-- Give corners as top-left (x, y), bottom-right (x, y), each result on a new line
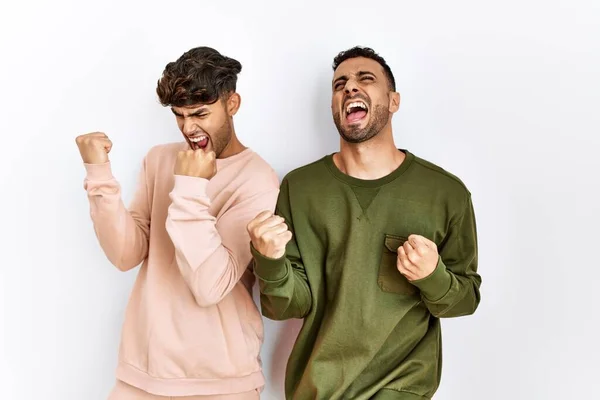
top-left (171, 174), bottom-right (210, 198)
top-left (83, 156), bottom-right (108, 164)
top-left (174, 171), bottom-right (213, 179)
top-left (251, 243), bottom-right (288, 282)
top-left (410, 257), bottom-right (452, 301)
top-left (84, 162), bottom-right (113, 180)
top-left (257, 246), bottom-right (284, 259)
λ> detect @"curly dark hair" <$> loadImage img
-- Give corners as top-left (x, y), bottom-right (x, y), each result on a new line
top-left (332, 46), bottom-right (396, 91)
top-left (156, 46), bottom-right (242, 107)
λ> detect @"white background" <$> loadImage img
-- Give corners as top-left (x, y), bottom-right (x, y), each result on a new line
top-left (1, 0), bottom-right (599, 399)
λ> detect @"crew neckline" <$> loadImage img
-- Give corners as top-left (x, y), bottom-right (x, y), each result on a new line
top-left (323, 149), bottom-right (414, 188)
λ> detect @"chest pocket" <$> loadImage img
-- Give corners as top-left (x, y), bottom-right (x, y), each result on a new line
top-left (377, 234), bottom-right (419, 296)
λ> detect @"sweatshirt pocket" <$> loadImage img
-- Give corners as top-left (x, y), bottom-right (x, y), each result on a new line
top-left (377, 234), bottom-right (418, 295)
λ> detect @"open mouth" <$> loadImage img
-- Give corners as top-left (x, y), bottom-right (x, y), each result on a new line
top-left (188, 135), bottom-right (209, 150)
top-left (345, 100), bottom-right (368, 124)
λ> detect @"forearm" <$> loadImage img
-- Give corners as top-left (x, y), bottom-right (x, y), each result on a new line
top-left (252, 245), bottom-right (311, 320)
top-left (170, 239), bottom-right (241, 307)
top-left (166, 175), bottom-right (277, 307)
top-left (412, 194), bottom-right (481, 318)
top-left (411, 257), bottom-right (481, 318)
top-left (84, 163), bottom-right (150, 271)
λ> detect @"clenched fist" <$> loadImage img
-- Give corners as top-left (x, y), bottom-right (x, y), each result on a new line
top-left (175, 149), bottom-right (217, 179)
top-left (397, 235), bottom-right (439, 281)
top-left (247, 211), bottom-right (293, 259)
top-left (75, 132), bottom-right (113, 164)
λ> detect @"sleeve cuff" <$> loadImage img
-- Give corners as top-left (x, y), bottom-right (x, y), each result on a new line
top-left (251, 243), bottom-right (288, 282)
top-left (84, 162), bottom-right (114, 181)
top-left (172, 175), bottom-right (210, 197)
top-left (410, 257), bottom-right (452, 301)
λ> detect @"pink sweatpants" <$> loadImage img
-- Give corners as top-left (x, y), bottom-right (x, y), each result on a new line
top-left (108, 380), bottom-right (260, 400)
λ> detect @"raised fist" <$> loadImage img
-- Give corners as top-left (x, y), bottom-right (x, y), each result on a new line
top-left (75, 132), bottom-right (112, 164)
top-left (175, 149), bottom-right (217, 179)
top-left (397, 234), bottom-right (439, 281)
top-left (247, 211), bottom-right (293, 259)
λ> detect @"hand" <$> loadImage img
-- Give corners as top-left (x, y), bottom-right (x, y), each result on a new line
top-left (397, 234), bottom-right (439, 281)
top-left (75, 132), bottom-right (112, 164)
top-left (247, 211), bottom-right (293, 259)
top-left (175, 149), bottom-right (217, 179)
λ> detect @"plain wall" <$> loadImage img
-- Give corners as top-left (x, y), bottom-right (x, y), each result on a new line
top-left (1, 0), bottom-right (599, 399)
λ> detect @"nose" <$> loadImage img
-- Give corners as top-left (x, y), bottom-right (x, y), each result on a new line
top-left (344, 79), bottom-right (359, 94)
top-left (182, 118), bottom-right (197, 136)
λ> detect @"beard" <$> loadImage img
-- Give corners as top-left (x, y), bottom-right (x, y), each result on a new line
top-left (210, 118), bottom-right (233, 157)
top-left (333, 104), bottom-right (390, 144)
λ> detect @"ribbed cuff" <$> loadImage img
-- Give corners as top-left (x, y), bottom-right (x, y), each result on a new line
top-left (251, 243), bottom-right (288, 282)
top-left (83, 162), bottom-right (114, 180)
top-left (172, 175), bottom-right (210, 197)
top-left (410, 257), bottom-right (452, 302)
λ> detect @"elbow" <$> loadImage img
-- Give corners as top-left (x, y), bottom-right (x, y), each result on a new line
top-left (432, 306), bottom-right (476, 319)
top-left (103, 244), bottom-right (146, 272)
top-left (433, 292), bottom-right (481, 318)
top-left (111, 257), bottom-right (140, 272)
top-left (445, 302), bottom-right (480, 318)
top-left (464, 292), bottom-right (482, 316)
top-left (192, 288), bottom-right (224, 308)
top-left (261, 307), bottom-right (289, 321)
top-left (193, 297), bottom-right (221, 308)
top-left (260, 299), bottom-right (310, 321)
top-left (187, 268), bottom-right (233, 307)
top-left (458, 282), bottom-right (482, 317)
top-left (115, 263), bottom-right (137, 272)
top-left (261, 309), bottom-right (290, 321)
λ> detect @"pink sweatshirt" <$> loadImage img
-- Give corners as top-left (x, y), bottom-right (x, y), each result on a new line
top-left (82, 142), bottom-right (279, 396)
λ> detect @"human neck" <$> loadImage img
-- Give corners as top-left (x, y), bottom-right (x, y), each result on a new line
top-left (333, 129), bottom-right (405, 180)
top-left (218, 128), bottom-right (247, 159)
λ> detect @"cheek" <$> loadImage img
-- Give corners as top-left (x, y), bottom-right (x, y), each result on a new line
top-left (176, 118), bottom-right (185, 131)
top-left (368, 92), bottom-right (387, 109)
top-left (331, 94), bottom-right (342, 110)
top-left (192, 117), bottom-right (214, 133)
top-left (203, 117), bottom-right (220, 132)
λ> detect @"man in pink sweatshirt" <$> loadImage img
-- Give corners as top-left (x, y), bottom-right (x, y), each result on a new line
top-left (75, 47), bottom-right (279, 399)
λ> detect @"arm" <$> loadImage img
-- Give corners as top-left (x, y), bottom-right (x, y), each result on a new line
top-left (165, 175), bottom-right (278, 307)
top-left (409, 195), bottom-right (481, 318)
top-left (251, 178), bottom-right (312, 320)
top-left (83, 160), bottom-right (151, 271)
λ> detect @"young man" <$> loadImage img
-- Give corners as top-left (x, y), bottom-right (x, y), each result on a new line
top-left (76, 47), bottom-right (279, 399)
top-left (248, 47), bottom-right (482, 400)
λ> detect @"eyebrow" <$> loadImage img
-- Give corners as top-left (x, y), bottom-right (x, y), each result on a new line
top-left (333, 70), bottom-right (376, 86)
top-left (171, 107), bottom-right (208, 117)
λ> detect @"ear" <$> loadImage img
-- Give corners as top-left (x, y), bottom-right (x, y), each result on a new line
top-left (227, 92), bottom-right (241, 116)
top-left (389, 91), bottom-right (400, 113)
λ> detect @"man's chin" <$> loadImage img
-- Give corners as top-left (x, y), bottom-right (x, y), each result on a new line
top-left (341, 136), bottom-right (367, 144)
top-left (339, 127), bottom-right (369, 144)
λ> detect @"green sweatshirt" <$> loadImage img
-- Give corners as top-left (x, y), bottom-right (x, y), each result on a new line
top-left (252, 150), bottom-right (481, 400)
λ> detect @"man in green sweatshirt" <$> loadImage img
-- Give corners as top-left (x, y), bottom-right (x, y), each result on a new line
top-left (247, 46), bottom-right (482, 400)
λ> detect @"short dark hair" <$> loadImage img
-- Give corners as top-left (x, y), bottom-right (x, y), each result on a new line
top-left (332, 46), bottom-right (396, 91)
top-left (156, 46), bottom-right (242, 107)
